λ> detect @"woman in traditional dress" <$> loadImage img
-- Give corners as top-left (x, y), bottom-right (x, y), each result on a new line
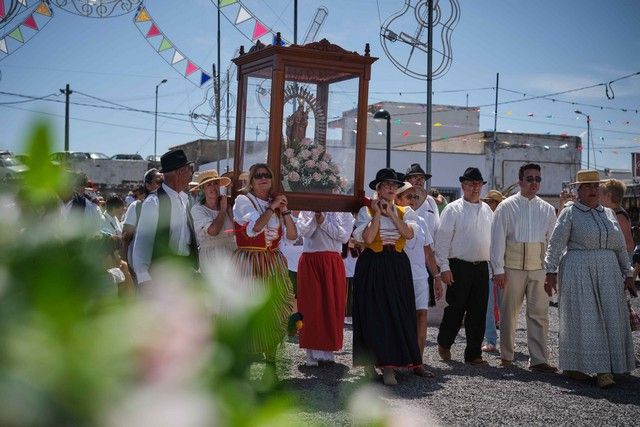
top-left (296, 210), bottom-right (354, 366)
top-left (190, 170), bottom-right (236, 277)
top-left (352, 168), bottom-right (424, 386)
top-left (395, 182), bottom-right (442, 377)
top-left (232, 163), bottom-right (297, 360)
top-left (545, 170), bottom-right (636, 388)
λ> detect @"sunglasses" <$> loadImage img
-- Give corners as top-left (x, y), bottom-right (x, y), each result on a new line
top-left (254, 172), bottom-right (272, 179)
top-left (524, 176), bottom-right (542, 183)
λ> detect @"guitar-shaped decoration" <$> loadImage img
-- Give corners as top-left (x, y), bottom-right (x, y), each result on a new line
top-left (380, 0), bottom-right (460, 80)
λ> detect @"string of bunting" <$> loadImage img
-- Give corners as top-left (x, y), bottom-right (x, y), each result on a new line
top-left (133, 5), bottom-right (212, 87)
top-left (216, 0), bottom-right (288, 44)
top-left (0, 0), bottom-right (29, 23)
top-left (0, 1), bottom-right (53, 62)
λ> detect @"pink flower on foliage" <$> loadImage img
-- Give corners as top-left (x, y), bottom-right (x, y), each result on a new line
top-left (301, 138), bottom-right (312, 146)
top-left (324, 153), bottom-right (332, 161)
top-left (312, 173), bottom-right (322, 181)
top-left (311, 148), bottom-right (320, 160)
top-left (328, 175), bottom-right (337, 183)
top-left (301, 149), bottom-right (312, 159)
top-left (288, 171), bottom-right (300, 182)
top-left (319, 161), bottom-right (329, 172)
top-left (289, 158), bottom-right (300, 168)
top-left (284, 148), bottom-right (295, 158)
top-left (305, 159), bottom-right (317, 168)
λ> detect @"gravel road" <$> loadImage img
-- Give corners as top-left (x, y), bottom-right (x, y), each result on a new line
top-left (273, 295), bottom-right (640, 426)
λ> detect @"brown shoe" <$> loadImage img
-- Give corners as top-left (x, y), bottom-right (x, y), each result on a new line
top-left (437, 345), bottom-right (451, 361)
top-left (414, 365), bottom-right (436, 378)
top-left (499, 359), bottom-right (512, 368)
top-left (596, 373), bottom-right (615, 389)
top-left (466, 358), bottom-right (489, 366)
top-left (529, 363), bottom-right (558, 373)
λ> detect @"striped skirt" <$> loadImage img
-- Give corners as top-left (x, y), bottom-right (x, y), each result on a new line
top-left (232, 247), bottom-right (294, 354)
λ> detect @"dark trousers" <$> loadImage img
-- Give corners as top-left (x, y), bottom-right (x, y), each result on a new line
top-left (437, 258), bottom-right (489, 362)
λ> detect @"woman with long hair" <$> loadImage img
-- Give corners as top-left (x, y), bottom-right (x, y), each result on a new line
top-left (232, 163), bottom-right (298, 361)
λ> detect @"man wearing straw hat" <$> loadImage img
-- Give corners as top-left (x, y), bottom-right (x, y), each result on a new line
top-left (490, 163), bottom-right (557, 372)
top-left (132, 149), bottom-right (198, 288)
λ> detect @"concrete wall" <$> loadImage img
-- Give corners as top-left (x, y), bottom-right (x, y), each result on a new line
top-left (72, 159), bottom-right (151, 186)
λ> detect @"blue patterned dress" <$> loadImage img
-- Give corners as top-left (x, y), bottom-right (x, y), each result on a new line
top-left (544, 202), bottom-right (635, 373)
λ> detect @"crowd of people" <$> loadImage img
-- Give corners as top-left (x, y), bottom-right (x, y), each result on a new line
top-left (61, 148), bottom-right (639, 389)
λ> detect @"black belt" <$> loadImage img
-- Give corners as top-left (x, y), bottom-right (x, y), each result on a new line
top-left (451, 258), bottom-right (487, 265)
top-left (382, 244), bottom-right (397, 253)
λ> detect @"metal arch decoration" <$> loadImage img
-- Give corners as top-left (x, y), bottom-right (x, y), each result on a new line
top-left (0, 0), bottom-right (32, 31)
top-left (51, 0), bottom-right (141, 18)
top-left (380, 0), bottom-right (460, 80)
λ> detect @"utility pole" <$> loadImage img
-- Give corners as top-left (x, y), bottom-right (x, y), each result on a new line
top-left (60, 84), bottom-right (72, 151)
top-left (216, 3), bottom-right (222, 173)
top-left (492, 73), bottom-right (499, 188)
top-left (294, 0), bottom-right (298, 44)
top-left (226, 69), bottom-right (231, 173)
top-left (425, 0), bottom-right (433, 188)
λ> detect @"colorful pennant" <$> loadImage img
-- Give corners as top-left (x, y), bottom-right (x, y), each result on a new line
top-left (133, 7), bottom-right (212, 87)
top-left (215, 0), bottom-right (289, 45)
top-left (0, 1), bottom-right (5, 19)
top-left (0, 1), bottom-right (54, 62)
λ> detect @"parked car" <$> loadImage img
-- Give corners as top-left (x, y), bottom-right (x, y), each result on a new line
top-left (146, 155), bottom-right (162, 162)
top-left (49, 151), bottom-right (90, 162)
top-left (111, 154), bottom-right (144, 161)
top-left (0, 154), bottom-right (28, 180)
top-left (86, 152), bottom-right (110, 160)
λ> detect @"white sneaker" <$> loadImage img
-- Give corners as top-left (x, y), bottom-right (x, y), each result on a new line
top-left (344, 316), bottom-right (352, 325)
top-left (304, 356), bottom-right (318, 367)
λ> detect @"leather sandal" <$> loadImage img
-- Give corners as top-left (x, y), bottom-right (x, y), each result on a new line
top-left (466, 358), bottom-right (489, 366)
top-left (414, 365), bottom-right (436, 378)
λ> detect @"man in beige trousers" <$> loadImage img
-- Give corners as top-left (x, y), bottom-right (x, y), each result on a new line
top-left (490, 163), bottom-right (558, 372)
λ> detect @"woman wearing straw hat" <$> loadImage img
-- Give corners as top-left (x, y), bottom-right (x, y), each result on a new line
top-left (545, 170), bottom-right (636, 388)
top-left (395, 181), bottom-right (443, 377)
top-left (190, 170), bottom-right (236, 276)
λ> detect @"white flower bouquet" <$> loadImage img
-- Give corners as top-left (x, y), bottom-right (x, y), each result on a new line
top-left (281, 138), bottom-right (348, 193)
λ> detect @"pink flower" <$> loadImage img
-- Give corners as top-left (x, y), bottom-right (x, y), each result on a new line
top-left (288, 171), bottom-right (300, 182)
top-left (312, 173), bottom-right (322, 181)
top-left (301, 138), bottom-right (312, 146)
top-left (305, 159), bottom-right (317, 168)
top-left (328, 175), bottom-right (337, 183)
top-left (323, 153), bottom-right (332, 161)
top-left (319, 161), bottom-right (329, 172)
top-left (301, 149), bottom-right (312, 159)
top-left (284, 148), bottom-right (295, 158)
top-left (311, 148), bottom-right (320, 160)
top-left (289, 158), bottom-right (300, 168)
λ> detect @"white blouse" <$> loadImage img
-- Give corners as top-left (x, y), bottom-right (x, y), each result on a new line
top-left (233, 193), bottom-right (290, 245)
top-left (191, 203), bottom-right (236, 249)
top-left (297, 211), bottom-right (355, 253)
top-left (352, 204), bottom-right (418, 245)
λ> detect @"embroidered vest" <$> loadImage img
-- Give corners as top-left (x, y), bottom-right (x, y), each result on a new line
top-left (234, 195), bottom-right (282, 250)
top-left (364, 205), bottom-right (407, 253)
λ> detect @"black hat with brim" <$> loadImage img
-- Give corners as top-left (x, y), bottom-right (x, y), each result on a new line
top-left (459, 167), bottom-right (487, 184)
top-left (405, 163), bottom-right (432, 180)
top-left (369, 168), bottom-right (405, 190)
top-left (160, 149), bottom-right (193, 173)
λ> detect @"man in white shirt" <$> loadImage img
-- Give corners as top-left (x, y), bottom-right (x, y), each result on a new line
top-left (402, 163), bottom-right (440, 307)
top-left (435, 167), bottom-right (493, 365)
top-left (132, 150), bottom-right (196, 287)
top-left (58, 172), bottom-right (104, 235)
top-left (101, 194), bottom-right (125, 237)
top-left (490, 163), bottom-right (558, 373)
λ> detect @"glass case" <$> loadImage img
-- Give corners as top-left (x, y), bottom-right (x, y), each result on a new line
top-left (232, 38), bottom-right (377, 212)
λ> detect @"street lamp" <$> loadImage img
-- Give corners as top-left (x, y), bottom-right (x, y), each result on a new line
top-left (154, 79), bottom-right (168, 161)
top-left (374, 109), bottom-right (391, 168)
top-left (575, 110), bottom-right (591, 169)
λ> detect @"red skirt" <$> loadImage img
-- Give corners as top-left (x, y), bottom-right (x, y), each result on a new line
top-left (297, 251), bottom-right (346, 351)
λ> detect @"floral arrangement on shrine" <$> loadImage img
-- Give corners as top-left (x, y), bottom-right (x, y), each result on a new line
top-left (281, 137), bottom-right (348, 193)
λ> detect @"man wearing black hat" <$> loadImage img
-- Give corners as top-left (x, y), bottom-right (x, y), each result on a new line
top-left (434, 167), bottom-right (493, 365)
top-left (132, 149), bottom-right (197, 287)
top-left (403, 163), bottom-right (440, 307)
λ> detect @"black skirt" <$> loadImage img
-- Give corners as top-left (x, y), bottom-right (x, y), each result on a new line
top-left (352, 248), bottom-right (421, 368)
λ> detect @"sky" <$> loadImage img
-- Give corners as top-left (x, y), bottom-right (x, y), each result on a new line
top-left (0, 0), bottom-right (639, 170)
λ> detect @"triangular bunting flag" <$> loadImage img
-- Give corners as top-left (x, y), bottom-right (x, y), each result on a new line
top-left (8, 27), bottom-right (24, 43)
top-left (171, 50), bottom-right (184, 64)
top-left (219, 0), bottom-right (239, 7)
top-left (235, 6), bottom-right (251, 24)
top-left (0, 1), bottom-right (5, 19)
top-left (185, 61), bottom-right (198, 76)
top-left (18, 0), bottom-right (27, 6)
top-left (23, 15), bottom-right (38, 30)
top-left (135, 7), bottom-right (151, 22)
top-left (146, 23), bottom-right (161, 38)
top-left (252, 21), bottom-right (269, 40)
top-left (35, 1), bottom-right (52, 17)
top-left (200, 72), bottom-right (212, 86)
top-left (0, 38), bottom-right (7, 54)
top-left (158, 38), bottom-right (172, 52)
